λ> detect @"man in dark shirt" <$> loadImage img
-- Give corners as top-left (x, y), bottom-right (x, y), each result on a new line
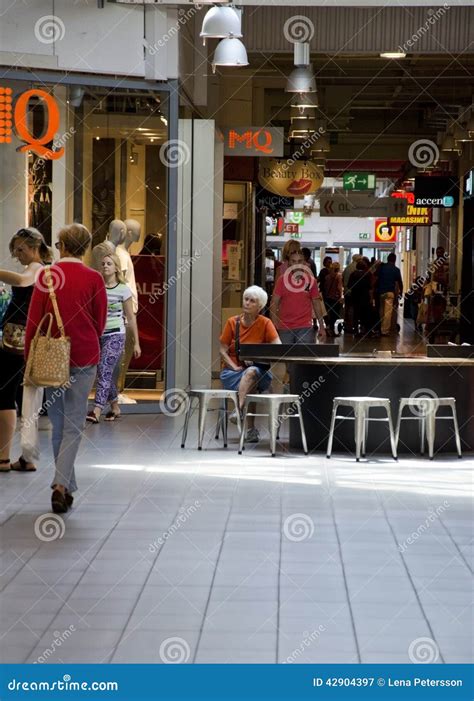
top-left (377, 253), bottom-right (403, 336)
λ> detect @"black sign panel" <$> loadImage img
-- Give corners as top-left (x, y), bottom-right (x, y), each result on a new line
top-left (414, 176), bottom-right (459, 208)
top-left (256, 185), bottom-right (294, 212)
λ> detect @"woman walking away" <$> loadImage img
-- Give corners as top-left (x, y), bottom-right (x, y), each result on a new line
top-left (87, 252), bottom-right (140, 424)
top-left (0, 228), bottom-right (50, 473)
top-left (25, 224), bottom-right (107, 513)
top-left (325, 262), bottom-right (344, 335)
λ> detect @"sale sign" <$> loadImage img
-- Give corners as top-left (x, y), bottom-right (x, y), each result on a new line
top-left (129, 255), bottom-right (165, 372)
top-left (0, 86), bottom-right (65, 159)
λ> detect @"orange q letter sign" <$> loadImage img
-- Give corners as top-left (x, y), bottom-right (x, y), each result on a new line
top-left (14, 89), bottom-right (64, 159)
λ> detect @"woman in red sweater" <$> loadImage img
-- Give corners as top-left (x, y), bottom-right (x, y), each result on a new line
top-left (25, 224), bottom-right (107, 514)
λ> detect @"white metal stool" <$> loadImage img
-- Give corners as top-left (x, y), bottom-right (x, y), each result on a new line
top-left (181, 389), bottom-right (241, 450)
top-left (326, 396), bottom-right (397, 461)
top-left (396, 396), bottom-right (462, 460)
top-left (238, 394), bottom-right (308, 457)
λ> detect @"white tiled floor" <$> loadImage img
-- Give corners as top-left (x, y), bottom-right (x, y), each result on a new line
top-left (0, 414), bottom-right (472, 665)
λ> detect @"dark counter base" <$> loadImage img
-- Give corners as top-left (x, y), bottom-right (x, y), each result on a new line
top-left (289, 362), bottom-right (474, 455)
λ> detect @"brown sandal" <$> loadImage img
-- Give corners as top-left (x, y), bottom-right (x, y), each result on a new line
top-left (0, 459), bottom-right (11, 473)
top-left (105, 411), bottom-right (121, 421)
top-left (11, 456), bottom-right (36, 472)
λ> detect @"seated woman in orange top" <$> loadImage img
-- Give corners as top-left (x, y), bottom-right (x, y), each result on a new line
top-left (220, 285), bottom-right (280, 443)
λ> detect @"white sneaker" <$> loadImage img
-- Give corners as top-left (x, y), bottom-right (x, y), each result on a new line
top-left (117, 393), bottom-right (137, 405)
top-left (245, 427), bottom-right (260, 443)
top-left (229, 409), bottom-right (239, 425)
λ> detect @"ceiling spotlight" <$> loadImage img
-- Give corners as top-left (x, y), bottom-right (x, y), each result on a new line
top-left (200, 6), bottom-right (242, 45)
top-left (380, 51), bottom-right (407, 59)
top-left (212, 37), bottom-right (248, 72)
top-left (286, 66), bottom-right (316, 94)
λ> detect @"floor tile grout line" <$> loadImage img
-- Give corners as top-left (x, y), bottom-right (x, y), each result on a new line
top-left (191, 480), bottom-right (239, 664)
top-left (328, 493), bottom-right (362, 663)
top-left (376, 496), bottom-right (446, 664)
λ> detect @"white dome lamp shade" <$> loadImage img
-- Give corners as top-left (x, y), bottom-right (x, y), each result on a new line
top-left (212, 37), bottom-right (249, 73)
top-left (285, 66), bottom-right (317, 94)
top-left (200, 6), bottom-right (242, 45)
top-left (291, 92), bottom-right (319, 115)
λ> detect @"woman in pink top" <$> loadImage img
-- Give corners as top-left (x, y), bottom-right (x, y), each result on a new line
top-left (270, 250), bottom-right (326, 343)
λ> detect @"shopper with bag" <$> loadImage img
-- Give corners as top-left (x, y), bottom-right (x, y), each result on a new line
top-left (25, 224), bottom-right (107, 513)
top-left (0, 228), bottom-right (50, 473)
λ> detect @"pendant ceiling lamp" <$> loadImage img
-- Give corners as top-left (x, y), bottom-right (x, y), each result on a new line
top-left (285, 42), bottom-right (316, 94)
top-left (441, 134), bottom-right (460, 152)
top-left (466, 114), bottom-right (474, 137)
top-left (311, 132), bottom-right (330, 153)
top-left (291, 92), bottom-right (318, 115)
top-left (286, 66), bottom-right (316, 94)
top-left (212, 37), bottom-right (249, 73)
top-left (200, 6), bottom-right (242, 45)
top-left (453, 124), bottom-right (472, 142)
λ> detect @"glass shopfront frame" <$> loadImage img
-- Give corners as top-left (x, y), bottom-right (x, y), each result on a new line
top-left (1, 71), bottom-right (179, 411)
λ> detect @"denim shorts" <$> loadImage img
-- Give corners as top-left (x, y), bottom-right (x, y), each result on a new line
top-left (220, 366), bottom-right (272, 393)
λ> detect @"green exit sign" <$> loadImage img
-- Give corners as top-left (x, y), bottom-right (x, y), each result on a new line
top-left (344, 173), bottom-right (376, 190)
top-left (359, 232), bottom-right (370, 240)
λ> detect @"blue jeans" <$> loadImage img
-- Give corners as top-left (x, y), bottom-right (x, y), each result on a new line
top-left (220, 366), bottom-right (272, 393)
top-left (279, 327), bottom-right (315, 344)
top-left (47, 365), bottom-right (97, 493)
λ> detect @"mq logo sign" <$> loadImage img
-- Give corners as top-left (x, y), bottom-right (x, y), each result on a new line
top-left (0, 87), bottom-right (64, 159)
top-left (223, 127), bottom-right (284, 157)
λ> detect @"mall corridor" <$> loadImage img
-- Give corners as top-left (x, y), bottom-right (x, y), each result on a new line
top-left (1, 416), bottom-right (471, 665)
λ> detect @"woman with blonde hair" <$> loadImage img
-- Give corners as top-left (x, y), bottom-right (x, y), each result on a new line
top-left (274, 239), bottom-right (302, 285)
top-left (87, 251), bottom-right (140, 424)
top-left (0, 227), bottom-right (50, 472)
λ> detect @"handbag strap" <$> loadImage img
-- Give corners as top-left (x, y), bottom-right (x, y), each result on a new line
top-left (44, 267), bottom-right (66, 338)
top-left (234, 316), bottom-right (241, 361)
